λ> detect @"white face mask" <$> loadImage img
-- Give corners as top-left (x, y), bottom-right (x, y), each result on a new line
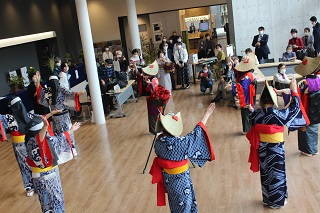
top-left (259, 31), bottom-right (264, 35)
top-left (292, 33), bottom-right (297, 38)
top-left (206, 37), bottom-right (210, 40)
top-left (280, 69), bottom-right (286, 74)
top-left (106, 65), bottom-right (112, 68)
top-left (287, 50), bottom-right (292, 54)
top-left (163, 39), bottom-right (167, 42)
top-left (106, 48), bottom-right (109, 51)
top-left (56, 62), bottom-right (61, 67)
top-left (177, 39), bottom-right (182, 42)
top-left (117, 55), bottom-right (122, 58)
top-left (163, 46), bottom-right (168, 50)
top-left (304, 32), bottom-right (309, 36)
top-left (32, 77), bottom-right (38, 83)
top-left (203, 69), bottom-right (208, 73)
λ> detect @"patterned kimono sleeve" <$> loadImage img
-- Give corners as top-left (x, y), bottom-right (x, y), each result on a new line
top-left (60, 87), bottom-right (78, 111)
top-left (26, 138), bottom-right (45, 168)
top-left (184, 125), bottom-right (213, 167)
top-left (0, 115), bottom-right (9, 131)
top-left (274, 96), bottom-right (300, 126)
top-left (39, 88), bottom-right (50, 108)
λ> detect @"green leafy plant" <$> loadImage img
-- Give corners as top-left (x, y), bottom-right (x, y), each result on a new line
top-left (27, 66), bottom-right (37, 76)
top-left (140, 35), bottom-right (158, 65)
top-left (47, 55), bottom-right (55, 73)
top-left (78, 49), bottom-right (84, 60)
top-left (64, 53), bottom-right (72, 62)
top-left (8, 75), bottom-right (25, 92)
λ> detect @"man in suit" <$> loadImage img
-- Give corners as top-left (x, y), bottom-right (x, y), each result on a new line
top-left (310, 16), bottom-right (320, 56)
top-left (252, 26), bottom-right (270, 62)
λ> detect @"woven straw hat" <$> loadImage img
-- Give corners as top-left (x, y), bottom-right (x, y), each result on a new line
top-left (260, 81), bottom-right (278, 108)
top-left (294, 56), bottom-right (320, 76)
top-left (155, 112), bottom-right (183, 136)
top-left (235, 53), bottom-right (257, 72)
top-left (142, 60), bottom-right (159, 76)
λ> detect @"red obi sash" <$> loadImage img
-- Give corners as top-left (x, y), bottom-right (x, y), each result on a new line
top-left (149, 157), bottom-right (188, 206)
top-left (246, 124), bottom-right (284, 172)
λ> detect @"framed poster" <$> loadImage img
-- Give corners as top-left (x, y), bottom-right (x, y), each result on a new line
top-left (152, 22), bottom-right (162, 33)
top-left (153, 33), bottom-right (163, 43)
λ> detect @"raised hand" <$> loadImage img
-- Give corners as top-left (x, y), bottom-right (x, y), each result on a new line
top-left (70, 122), bottom-right (81, 132)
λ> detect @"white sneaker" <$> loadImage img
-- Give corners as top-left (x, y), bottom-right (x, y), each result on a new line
top-left (301, 152), bottom-right (312, 157)
top-left (72, 148), bottom-right (78, 157)
top-left (26, 189), bottom-right (34, 197)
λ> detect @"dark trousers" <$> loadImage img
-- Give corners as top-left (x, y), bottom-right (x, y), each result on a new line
top-left (170, 71), bottom-right (176, 90)
top-left (256, 48), bottom-right (268, 62)
top-left (240, 108), bottom-right (250, 133)
top-left (176, 64), bottom-right (190, 86)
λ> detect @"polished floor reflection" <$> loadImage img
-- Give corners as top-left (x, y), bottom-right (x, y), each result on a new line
top-left (1, 84), bottom-right (320, 213)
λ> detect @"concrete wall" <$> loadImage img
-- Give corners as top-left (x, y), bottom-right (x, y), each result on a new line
top-left (87, 0), bottom-right (227, 43)
top-left (228, 0), bottom-right (320, 60)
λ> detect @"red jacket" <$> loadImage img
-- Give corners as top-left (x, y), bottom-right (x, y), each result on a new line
top-left (288, 37), bottom-right (304, 52)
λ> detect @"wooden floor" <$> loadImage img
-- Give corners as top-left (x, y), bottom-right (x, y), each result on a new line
top-left (1, 84), bottom-right (320, 213)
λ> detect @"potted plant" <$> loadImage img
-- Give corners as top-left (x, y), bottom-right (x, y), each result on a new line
top-left (64, 53), bottom-right (72, 66)
top-left (78, 49), bottom-right (84, 63)
top-left (140, 35), bottom-right (158, 65)
top-left (47, 55), bottom-right (55, 74)
top-left (8, 76), bottom-right (24, 93)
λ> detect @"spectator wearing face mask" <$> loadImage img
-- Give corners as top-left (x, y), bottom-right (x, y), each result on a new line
top-left (103, 45), bottom-right (113, 62)
top-left (173, 36), bottom-right (186, 53)
top-left (59, 62), bottom-right (71, 89)
top-left (27, 70), bottom-right (50, 115)
top-left (159, 36), bottom-right (168, 50)
top-left (204, 33), bottom-right (215, 57)
top-left (303, 28), bottom-right (315, 57)
top-left (252, 26), bottom-right (270, 62)
top-left (162, 42), bottom-right (175, 89)
top-left (198, 64), bottom-right (213, 94)
top-left (282, 45), bottom-right (297, 62)
top-left (288, 29), bottom-right (304, 53)
top-left (273, 63), bottom-right (291, 106)
top-left (310, 16), bottom-right (320, 56)
top-left (53, 57), bottom-right (62, 76)
top-left (174, 42), bottom-right (190, 89)
top-left (168, 39), bottom-right (174, 52)
top-left (114, 50), bottom-right (129, 72)
top-left (98, 59), bottom-right (117, 82)
top-left (273, 63), bottom-right (291, 88)
top-left (169, 30), bottom-right (179, 45)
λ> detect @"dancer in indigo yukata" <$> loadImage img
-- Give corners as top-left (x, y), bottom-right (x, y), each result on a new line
top-left (149, 103), bottom-right (216, 213)
top-left (25, 114), bottom-right (80, 213)
top-left (294, 56), bottom-right (320, 156)
top-left (39, 75), bottom-right (84, 156)
top-left (0, 97), bottom-right (34, 197)
top-left (246, 78), bottom-right (308, 209)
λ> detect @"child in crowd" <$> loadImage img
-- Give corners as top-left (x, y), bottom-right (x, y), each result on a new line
top-left (198, 64), bottom-right (214, 94)
top-left (273, 63), bottom-right (292, 106)
top-left (245, 48), bottom-right (259, 65)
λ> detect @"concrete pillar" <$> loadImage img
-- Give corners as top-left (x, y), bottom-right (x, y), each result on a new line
top-left (126, 0), bottom-right (141, 51)
top-left (75, 0), bottom-right (105, 125)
